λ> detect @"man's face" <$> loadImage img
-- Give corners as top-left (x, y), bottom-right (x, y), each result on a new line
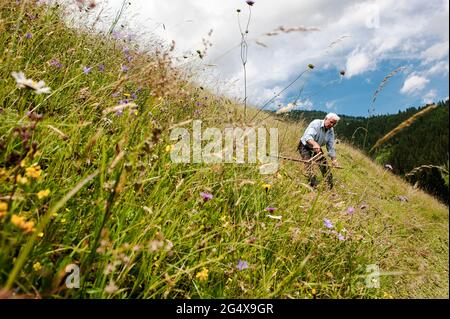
top-left (324, 117), bottom-right (338, 129)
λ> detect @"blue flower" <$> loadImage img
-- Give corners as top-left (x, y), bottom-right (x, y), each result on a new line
top-left (323, 218), bottom-right (333, 229)
top-left (237, 260), bottom-right (249, 270)
top-left (83, 66), bottom-right (92, 74)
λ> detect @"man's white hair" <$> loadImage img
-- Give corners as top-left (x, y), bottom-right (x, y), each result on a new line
top-left (325, 112), bottom-right (340, 122)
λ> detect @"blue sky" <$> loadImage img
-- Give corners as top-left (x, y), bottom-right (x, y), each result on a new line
top-left (75, 0), bottom-right (449, 117)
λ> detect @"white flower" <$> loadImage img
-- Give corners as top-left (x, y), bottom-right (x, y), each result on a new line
top-left (104, 281), bottom-right (119, 294)
top-left (11, 71), bottom-right (51, 94)
top-left (267, 214), bottom-right (282, 220)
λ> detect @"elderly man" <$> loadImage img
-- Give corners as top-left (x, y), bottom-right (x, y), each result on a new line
top-left (298, 113), bottom-right (340, 189)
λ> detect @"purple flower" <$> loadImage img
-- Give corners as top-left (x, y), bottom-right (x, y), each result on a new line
top-left (25, 33), bottom-right (32, 39)
top-left (115, 110), bottom-right (123, 116)
top-left (347, 206), bottom-right (355, 214)
top-left (123, 47), bottom-right (130, 54)
top-left (121, 65), bottom-right (129, 73)
top-left (98, 64), bottom-right (105, 72)
top-left (337, 233), bottom-right (345, 241)
top-left (83, 66), bottom-right (92, 74)
top-left (49, 59), bottom-right (62, 68)
top-left (200, 192), bottom-right (213, 202)
top-left (126, 55), bottom-right (133, 63)
top-left (246, 0), bottom-right (255, 6)
top-left (131, 92), bottom-right (138, 100)
top-left (237, 260), bottom-right (249, 270)
top-left (266, 207), bottom-right (276, 213)
top-left (118, 99), bottom-right (129, 105)
top-left (323, 218), bottom-right (333, 229)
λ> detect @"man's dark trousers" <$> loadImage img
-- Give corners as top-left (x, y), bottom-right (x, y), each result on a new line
top-left (298, 142), bottom-right (333, 189)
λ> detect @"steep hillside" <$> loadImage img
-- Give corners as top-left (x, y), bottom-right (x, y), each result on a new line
top-left (0, 1), bottom-right (448, 298)
top-left (282, 102), bottom-right (449, 204)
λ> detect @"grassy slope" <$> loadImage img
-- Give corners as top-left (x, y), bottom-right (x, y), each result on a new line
top-left (0, 1), bottom-right (448, 298)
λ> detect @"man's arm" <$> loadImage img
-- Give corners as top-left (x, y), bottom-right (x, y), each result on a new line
top-left (307, 139), bottom-right (321, 153)
top-left (303, 121), bottom-right (321, 153)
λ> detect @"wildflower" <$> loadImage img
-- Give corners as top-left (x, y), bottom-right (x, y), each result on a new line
top-left (165, 145), bottom-right (174, 153)
top-left (37, 232), bottom-right (44, 238)
top-left (337, 233), bottom-right (345, 241)
top-left (104, 281), bottom-right (119, 294)
top-left (25, 164), bottom-right (41, 179)
top-left (308, 64), bottom-right (315, 69)
top-left (200, 192), bottom-right (213, 202)
top-left (98, 64), bottom-right (105, 72)
top-left (196, 267), bottom-right (209, 282)
top-left (83, 66), bottom-right (92, 74)
top-left (33, 262), bottom-right (42, 271)
top-left (266, 207), bottom-right (276, 213)
top-left (148, 240), bottom-right (164, 252)
top-left (0, 201), bottom-right (7, 218)
top-left (16, 174), bottom-right (29, 185)
top-left (262, 183), bottom-right (272, 191)
top-left (323, 218), bottom-right (333, 229)
top-left (267, 214), bottom-right (282, 220)
top-left (37, 189), bottom-right (50, 199)
top-left (246, 0), bottom-right (255, 5)
top-left (11, 71), bottom-right (51, 94)
top-left (347, 206), bottom-right (355, 214)
top-left (237, 260), bottom-right (249, 270)
top-left (11, 214), bottom-right (35, 233)
top-left (49, 59), bottom-right (62, 68)
top-left (25, 33), bottom-right (32, 39)
top-left (121, 65), bottom-right (129, 73)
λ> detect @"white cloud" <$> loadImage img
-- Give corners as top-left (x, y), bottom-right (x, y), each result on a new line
top-left (325, 100), bottom-right (336, 109)
top-left (71, 0), bottom-right (449, 107)
top-left (425, 60), bottom-right (450, 77)
top-left (345, 50), bottom-right (374, 78)
top-left (421, 41), bottom-right (449, 63)
top-left (422, 89), bottom-right (437, 104)
top-left (400, 74), bottom-right (430, 95)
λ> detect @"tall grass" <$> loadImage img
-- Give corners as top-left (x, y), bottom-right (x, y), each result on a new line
top-left (0, 1), bottom-right (447, 299)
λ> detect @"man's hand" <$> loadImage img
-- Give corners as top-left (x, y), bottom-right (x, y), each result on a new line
top-left (308, 140), bottom-right (321, 153)
top-left (331, 158), bottom-right (339, 167)
top-left (312, 145), bottom-right (321, 153)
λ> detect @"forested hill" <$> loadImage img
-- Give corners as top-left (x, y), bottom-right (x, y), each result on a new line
top-left (278, 100), bottom-right (449, 204)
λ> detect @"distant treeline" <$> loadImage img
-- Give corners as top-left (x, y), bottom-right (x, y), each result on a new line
top-left (277, 100), bottom-right (449, 204)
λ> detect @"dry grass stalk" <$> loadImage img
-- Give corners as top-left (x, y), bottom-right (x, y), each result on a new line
top-left (369, 104), bottom-right (437, 153)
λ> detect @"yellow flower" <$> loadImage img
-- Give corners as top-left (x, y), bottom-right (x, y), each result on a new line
top-left (25, 164), bottom-right (41, 179)
top-left (196, 267), bottom-right (209, 282)
top-left (38, 232), bottom-right (44, 238)
top-left (37, 189), bottom-right (51, 199)
top-left (20, 159), bottom-right (27, 168)
top-left (0, 201), bottom-right (7, 219)
top-left (123, 93), bottom-right (131, 97)
top-left (165, 145), bottom-right (174, 153)
top-left (0, 168), bottom-right (8, 179)
top-left (33, 262), bottom-right (42, 271)
top-left (11, 214), bottom-right (35, 233)
top-left (16, 174), bottom-right (29, 185)
top-left (262, 183), bottom-right (272, 190)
